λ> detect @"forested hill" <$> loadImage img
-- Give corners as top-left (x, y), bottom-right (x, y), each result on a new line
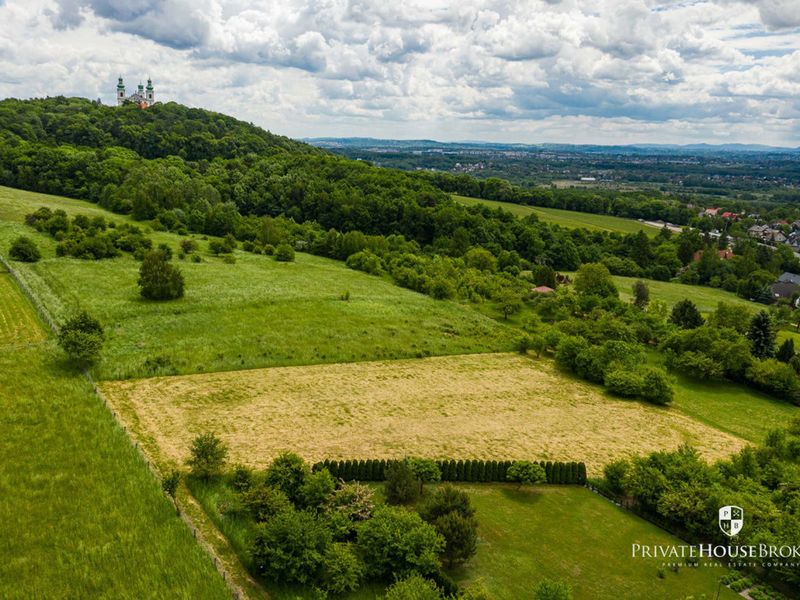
top-left (0, 96), bottom-right (315, 160)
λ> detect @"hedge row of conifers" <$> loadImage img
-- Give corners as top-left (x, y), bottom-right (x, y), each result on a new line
top-left (311, 458), bottom-right (587, 485)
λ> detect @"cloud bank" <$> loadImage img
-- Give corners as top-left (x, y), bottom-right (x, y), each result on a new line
top-left (0, 0), bottom-right (798, 144)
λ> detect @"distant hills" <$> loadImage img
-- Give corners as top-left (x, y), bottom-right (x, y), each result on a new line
top-left (305, 137), bottom-right (800, 156)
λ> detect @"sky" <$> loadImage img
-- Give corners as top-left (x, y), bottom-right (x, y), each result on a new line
top-left (0, 0), bottom-right (799, 146)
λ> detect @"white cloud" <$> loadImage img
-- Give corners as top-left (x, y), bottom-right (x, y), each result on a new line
top-left (0, 0), bottom-right (796, 144)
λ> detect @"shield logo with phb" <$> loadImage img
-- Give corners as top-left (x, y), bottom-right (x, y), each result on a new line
top-left (719, 505), bottom-right (744, 537)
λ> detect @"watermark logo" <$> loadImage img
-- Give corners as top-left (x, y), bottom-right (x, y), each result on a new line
top-left (719, 505), bottom-right (744, 538)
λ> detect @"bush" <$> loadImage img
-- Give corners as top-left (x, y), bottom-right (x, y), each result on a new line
top-left (506, 461), bottom-right (547, 489)
top-left (242, 484), bottom-right (292, 522)
top-left (161, 469), bottom-right (181, 498)
top-left (419, 485), bottom-right (476, 522)
top-left (57, 311), bottom-right (104, 367)
top-left (329, 482), bottom-right (375, 522)
top-left (533, 578), bottom-right (573, 600)
top-left (138, 249), bottom-right (185, 300)
top-left (670, 299), bottom-right (703, 329)
top-left (251, 507), bottom-right (331, 584)
top-left (746, 359), bottom-right (800, 405)
top-left (299, 469), bottom-right (336, 510)
top-left (186, 432), bottom-right (228, 480)
top-left (356, 506), bottom-right (444, 579)
top-left (9, 236), bottom-right (41, 262)
top-left (384, 575), bottom-right (443, 600)
top-left (320, 543), bottom-right (364, 595)
top-left (265, 452), bottom-right (309, 504)
top-left (275, 243), bottom-right (295, 262)
top-left (179, 239), bottom-right (198, 254)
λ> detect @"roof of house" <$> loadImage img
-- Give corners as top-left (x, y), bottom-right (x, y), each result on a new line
top-left (772, 282), bottom-right (800, 298)
top-left (779, 272), bottom-right (800, 285)
top-left (532, 286), bottom-right (555, 294)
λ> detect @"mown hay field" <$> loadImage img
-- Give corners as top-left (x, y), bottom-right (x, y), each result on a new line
top-left (102, 353), bottom-right (746, 475)
top-left (0, 272), bottom-right (45, 347)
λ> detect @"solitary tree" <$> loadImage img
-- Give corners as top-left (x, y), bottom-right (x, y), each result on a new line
top-left (138, 249), bottom-right (184, 300)
top-left (58, 311), bottom-right (104, 367)
top-left (748, 310), bottom-right (776, 359)
top-left (384, 460), bottom-right (419, 505)
top-left (434, 511), bottom-right (478, 567)
top-left (574, 263), bottom-right (617, 298)
top-left (669, 299), bottom-right (703, 329)
top-left (506, 461), bottom-right (547, 489)
top-left (187, 432), bottom-right (228, 480)
top-left (632, 280), bottom-right (650, 309)
top-left (275, 243), bottom-right (295, 262)
top-left (407, 457), bottom-right (442, 495)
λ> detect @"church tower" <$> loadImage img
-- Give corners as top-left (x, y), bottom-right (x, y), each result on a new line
top-left (116, 77), bottom-right (125, 106)
top-left (146, 78), bottom-right (154, 105)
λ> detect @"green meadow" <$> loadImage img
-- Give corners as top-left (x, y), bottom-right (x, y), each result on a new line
top-left (455, 485), bottom-right (738, 600)
top-left (0, 186), bottom-right (516, 380)
top-left (453, 194), bottom-right (661, 236)
top-left (0, 271), bottom-right (229, 599)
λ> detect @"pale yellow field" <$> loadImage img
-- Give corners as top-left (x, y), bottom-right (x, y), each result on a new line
top-left (0, 272), bottom-right (45, 347)
top-left (102, 353), bottom-right (746, 475)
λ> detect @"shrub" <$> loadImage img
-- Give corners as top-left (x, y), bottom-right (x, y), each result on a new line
top-left (533, 578), bottom-right (573, 600)
top-left (186, 432), bottom-right (228, 480)
top-left (275, 243), bottom-right (295, 262)
top-left (179, 239), bottom-right (198, 254)
top-left (670, 299), bottom-right (703, 329)
top-left (57, 311), bottom-right (104, 367)
top-left (138, 250), bottom-right (185, 300)
top-left (299, 468), bottom-right (336, 510)
top-left (384, 575), bottom-right (443, 600)
top-left (604, 368), bottom-right (644, 397)
top-left (385, 460), bottom-right (420, 505)
top-left (242, 484), bottom-right (292, 522)
top-left (265, 452), bottom-right (309, 504)
top-left (507, 461), bottom-right (547, 489)
top-left (191, 253), bottom-right (202, 263)
top-left (329, 482), bottom-right (374, 522)
top-left (356, 506), bottom-right (444, 579)
top-left (9, 236), bottom-right (41, 262)
top-left (320, 543), bottom-right (364, 595)
top-left (574, 263), bottom-right (617, 298)
top-left (251, 507), bottom-right (331, 584)
top-left (230, 464), bottom-right (254, 492)
top-left (161, 469), bottom-right (181, 498)
top-left (746, 359), bottom-right (800, 405)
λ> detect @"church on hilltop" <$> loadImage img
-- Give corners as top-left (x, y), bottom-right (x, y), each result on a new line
top-left (116, 77), bottom-right (155, 108)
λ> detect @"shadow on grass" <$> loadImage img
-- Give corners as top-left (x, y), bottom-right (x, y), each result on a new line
top-left (497, 485), bottom-right (546, 506)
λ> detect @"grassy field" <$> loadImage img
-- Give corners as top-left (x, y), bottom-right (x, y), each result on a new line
top-left (453, 194), bottom-right (661, 236)
top-left (608, 274), bottom-right (762, 313)
top-left (102, 353), bottom-right (745, 475)
top-left (0, 186), bottom-right (516, 380)
top-left (455, 484), bottom-right (738, 600)
top-left (0, 268), bottom-right (229, 598)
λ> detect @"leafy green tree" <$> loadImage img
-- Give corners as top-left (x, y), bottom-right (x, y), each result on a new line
top-left (669, 299), bottom-right (703, 329)
top-left (9, 236), bottom-right (41, 262)
top-left (242, 484), bottom-right (292, 522)
top-left (275, 243), bottom-right (295, 262)
top-left (299, 468), bottom-right (336, 509)
top-left (356, 506), bottom-right (444, 579)
top-left (385, 460), bottom-right (420, 505)
top-left (574, 263), bottom-right (617, 298)
top-left (632, 280), bottom-right (649, 309)
top-left (329, 482), bottom-right (375, 522)
top-left (265, 452), bottom-right (309, 504)
top-left (778, 338), bottom-right (796, 363)
top-left (533, 579), bottom-right (573, 600)
top-left (707, 302), bottom-right (752, 334)
top-left (384, 575), bottom-right (443, 600)
top-left (748, 310), bottom-right (776, 359)
top-left (464, 247), bottom-right (497, 272)
top-left (186, 432), bottom-right (228, 480)
top-left (251, 507), bottom-right (331, 584)
top-left (57, 311), bottom-right (104, 367)
top-left (320, 543), bottom-right (364, 595)
top-left (138, 249), bottom-right (185, 300)
top-left (407, 457), bottom-right (442, 494)
top-left (506, 461), bottom-right (547, 489)
top-left (496, 289), bottom-right (523, 320)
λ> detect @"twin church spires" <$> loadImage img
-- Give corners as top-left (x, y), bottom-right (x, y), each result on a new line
top-left (116, 76), bottom-right (155, 108)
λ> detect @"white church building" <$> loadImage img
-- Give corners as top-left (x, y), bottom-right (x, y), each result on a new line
top-left (116, 77), bottom-right (155, 108)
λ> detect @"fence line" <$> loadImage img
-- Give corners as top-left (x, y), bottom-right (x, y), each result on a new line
top-left (0, 253), bottom-right (245, 600)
